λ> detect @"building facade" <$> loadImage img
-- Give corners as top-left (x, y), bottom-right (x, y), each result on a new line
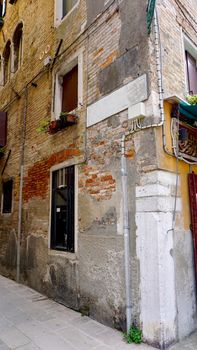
top-left (0, 0), bottom-right (197, 348)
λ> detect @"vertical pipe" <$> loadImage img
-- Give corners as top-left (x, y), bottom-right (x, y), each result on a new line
top-left (16, 87), bottom-right (28, 283)
top-left (121, 135), bottom-right (132, 333)
top-left (16, 164), bottom-right (24, 283)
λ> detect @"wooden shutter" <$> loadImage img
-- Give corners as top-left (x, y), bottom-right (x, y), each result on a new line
top-left (62, 65), bottom-right (78, 113)
top-left (188, 173), bottom-right (197, 283)
top-left (0, 111), bottom-right (7, 147)
top-left (185, 51), bottom-right (197, 95)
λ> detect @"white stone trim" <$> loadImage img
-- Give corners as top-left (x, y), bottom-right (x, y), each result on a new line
top-left (87, 74), bottom-right (148, 127)
top-left (136, 170), bottom-right (179, 345)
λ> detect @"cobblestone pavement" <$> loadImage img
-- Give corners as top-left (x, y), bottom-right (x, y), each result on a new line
top-left (0, 275), bottom-right (155, 350)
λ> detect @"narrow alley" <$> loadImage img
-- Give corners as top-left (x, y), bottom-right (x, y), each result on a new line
top-left (0, 276), bottom-right (154, 350)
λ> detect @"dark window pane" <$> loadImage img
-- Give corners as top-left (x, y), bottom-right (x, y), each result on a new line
top-left (62, 65), bottom-right (78, 113)
top-left (51, 166), bottom-right (74, 252)
top-left (185, 51), bottom-right (197, 95)
top-left (0, 111), bottom-right (7, 147)
top-left (2, 180), bottom-right (13, 213)
top-left (62, 0), bottom-right (77, 18)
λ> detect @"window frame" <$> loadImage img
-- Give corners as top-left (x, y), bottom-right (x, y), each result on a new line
top-left (1, 179), bottom-right (13, 214)
top-left (54, 0), bottom-right (80, 27)
top-left (183, 34), bottom-right (197, 95)
top-left (52, 48), bottom-right (83, 119)
top-left (3, 40), bottom-right (11, 85)
top-left (12, 22), bottom-right (23, 73)
top-left (49, 162), bottom-right (78, 256)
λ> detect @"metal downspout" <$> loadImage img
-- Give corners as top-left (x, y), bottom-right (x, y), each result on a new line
top-left (121, 135), bottom-right (132, 333)
top-left (16, 87), bottom-right (28, 283)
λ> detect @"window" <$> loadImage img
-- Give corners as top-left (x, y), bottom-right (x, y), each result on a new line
top-left (0, 0), bottom-right (6, 17)
top-left (0, 111), bottom-right (7, 147)
top-left (55, 0), bottom-right (79, 25)
top-left (62, 0), bottom-right (78, 18)
top-left (13, 23), bottom-right (23, 72)
top-left (53, 49), bottom-right (83, 118)
top-left (62, 65), bottom-right (78, 113)
top-left (184, 35), bottom-right (197, 95)
top-left (51, 166), bottom-right (75, 252)
top-left (185, 51), bottom-right (197, 95)
top-left (2, 179), bottom-right (13, 213)
top-left (3, 40), bottom-right (11, 84)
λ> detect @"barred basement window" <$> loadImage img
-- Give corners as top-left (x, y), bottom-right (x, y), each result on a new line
top-left (51, 166), bottom-right (75, 252)
top-left (2, 179), bottom-right (13, 214)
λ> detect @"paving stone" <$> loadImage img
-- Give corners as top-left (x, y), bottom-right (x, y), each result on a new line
top-left (1, 275), bottom-right (197, 350)
top-left (15, 344), bottom-right (41, 350)
top-left (33, 334), bottom-right (76, 350)
top-left (57, 326), bottom-right (101, 350)
top-left (0, 328), bottom-right (30, 349)
top-left (0, 344), bottom-right (11, 350)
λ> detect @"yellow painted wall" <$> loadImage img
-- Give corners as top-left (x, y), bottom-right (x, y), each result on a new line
top-left (156, 101), bottom-right (197, 230)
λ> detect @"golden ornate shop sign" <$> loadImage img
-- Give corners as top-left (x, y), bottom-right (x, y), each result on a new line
top-left (178, 121), bottom-right (197, 161)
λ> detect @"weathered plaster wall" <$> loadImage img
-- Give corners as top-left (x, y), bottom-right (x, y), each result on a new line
top-left (145, 0), bottom-right (197, 344)
top-left (0, 0), bottom-right (150, 334)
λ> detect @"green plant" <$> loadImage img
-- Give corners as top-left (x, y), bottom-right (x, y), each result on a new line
top-left (0, 147), bottom-right (5, 154)
top-left (186, 94), bottom-right (197, 105)
top-left (36, 119), bottom-right (50, 133)
top-left (123, 325), bottom-right (142, 344)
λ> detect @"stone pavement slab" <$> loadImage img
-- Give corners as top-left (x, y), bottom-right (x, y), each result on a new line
top-left (169, 331), bottom-right (197, 350)
top-left (0, 275), bottom-right (156, 350)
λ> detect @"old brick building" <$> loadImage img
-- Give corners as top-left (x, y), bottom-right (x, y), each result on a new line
top-left (0, 0), bottom-right (197, 348)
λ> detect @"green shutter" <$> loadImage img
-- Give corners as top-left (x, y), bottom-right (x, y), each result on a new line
top-left (147, 0), bottom-right (156, 34)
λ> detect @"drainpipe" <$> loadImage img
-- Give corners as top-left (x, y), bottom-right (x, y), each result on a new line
top-left (121, 135), bottom-right (132, 333)
top-left (16, 87), bottom-right (28, 283)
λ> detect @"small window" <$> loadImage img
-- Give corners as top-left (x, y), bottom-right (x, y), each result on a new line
top-left (3, 40), bottom-right (11, 85)
top-left (185, 51), bottom-right (197, 95)
top-left (13, 23), bottom-right (23, 72)
top-left (53, 51), bottom-right (83, 118)
top-left (0, 0), bottom-right (6, 17)
top-left (62, 65), bottom-right (78, 113)
top-left (2, 180), bottom-right (13, 214)
top-left (51, 166), bottom-right (75, 252)
top-left (62, 0), bottom-right (78, 18)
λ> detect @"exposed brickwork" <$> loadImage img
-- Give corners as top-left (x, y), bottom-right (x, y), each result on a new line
top-left (24, 147), bottom-right (80, 202)
top-left (79, 165), bottom-right (116, 201)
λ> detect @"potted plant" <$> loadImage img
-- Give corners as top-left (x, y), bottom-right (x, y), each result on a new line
top-left (0, 147), bottom-right (5, 158)
top-left (48, 119), bottom-right (62, 134)
top-left (187, 94), bottom-right (197, 105)
top-left (59, 112), bottom-right (79, 126)
top-left (36, 119), bottom-right (50, 133)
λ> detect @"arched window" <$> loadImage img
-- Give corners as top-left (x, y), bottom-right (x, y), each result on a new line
top-left (0, 0), bottom-right (7, 18)
top-left (0, 54), bottom-right (3, 85)
top-left (13, 23), bottom-right (23, 72)
top-left (3, 40), bottom-right (11, 84)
